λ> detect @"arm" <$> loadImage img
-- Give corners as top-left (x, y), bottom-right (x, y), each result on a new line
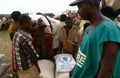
top-left (97, 41), bottom-right (118, 78)
top-left (73, 42), bottom-right (78, 57)
top-left (9, 33), bottom-right (14, 41)
top-left (58, 41), bottom-right (63, 54)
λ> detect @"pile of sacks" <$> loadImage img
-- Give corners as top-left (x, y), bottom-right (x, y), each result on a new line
top-left (0, 54), bottom-right (11, 78)
top-left (38, 54), bottom-right (75, 78)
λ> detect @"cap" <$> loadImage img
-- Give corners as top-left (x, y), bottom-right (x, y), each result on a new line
top-left (69, 0), bottom-right (101, 6)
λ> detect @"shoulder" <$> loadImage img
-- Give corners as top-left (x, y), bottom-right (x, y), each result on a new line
top-left (98, 20), bottom-right (119, 31)
top-left (102, 20), bottom-right (118, 26)
top-left (95, 20), bottom-right (120, 43)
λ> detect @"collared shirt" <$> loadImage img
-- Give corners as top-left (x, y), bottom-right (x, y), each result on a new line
top-left (59, 26), bottom-right (78, 53)
top-left (13, 29), bottom-right (39, 71)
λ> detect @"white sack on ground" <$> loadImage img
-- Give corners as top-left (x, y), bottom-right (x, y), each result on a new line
top-left (38, 60), bottom-right (54, 78)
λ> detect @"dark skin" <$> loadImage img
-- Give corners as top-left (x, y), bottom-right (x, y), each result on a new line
top-left (9, 33), bottom-right (14, 41)
top-left (97, 42), bottom-right (118, 78)
top-left (30, 18), bottom-right (43, 32)
top-left (70, 2), bottom-right (118, 78)
top-left (58, 41), bottom-right (63, 53)
top-left (20, 19), bottom-right (31, 32)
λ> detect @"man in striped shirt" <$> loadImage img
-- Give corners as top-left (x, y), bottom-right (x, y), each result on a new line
top-left (13, 14), bottom-right (40, 78)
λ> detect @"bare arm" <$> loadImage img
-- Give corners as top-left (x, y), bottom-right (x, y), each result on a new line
top-left (97, 41), bottom-right (118, 78)
top-left (9, 33), bottom-right (14, 41)
top-left (58, 41), bottom-right (63, 54)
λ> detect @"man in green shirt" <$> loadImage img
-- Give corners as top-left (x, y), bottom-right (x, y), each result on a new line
top-left (69, 0), bottom-right (120, 78)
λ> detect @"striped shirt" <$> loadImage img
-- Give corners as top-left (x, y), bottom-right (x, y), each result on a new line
top-left (13, 29), bottom-right (39, 71)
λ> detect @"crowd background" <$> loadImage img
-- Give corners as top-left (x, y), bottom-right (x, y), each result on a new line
top-left (0, 0), bottom-right (120, 77)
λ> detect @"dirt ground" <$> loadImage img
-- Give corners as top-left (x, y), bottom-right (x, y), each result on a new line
top-left (0, 30), bottom-right (12, 73)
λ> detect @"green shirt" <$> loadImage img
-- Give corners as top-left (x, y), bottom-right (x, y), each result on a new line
top-left (72, 20), bottom-right (120, 78)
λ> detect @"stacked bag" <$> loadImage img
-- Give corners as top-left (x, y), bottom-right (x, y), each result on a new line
top-left (0, 54), bottom-right (11, 78)
top-left (54, 54), bottom-right (75, 78)
top-left (37, 54), bottom-right (75, 78)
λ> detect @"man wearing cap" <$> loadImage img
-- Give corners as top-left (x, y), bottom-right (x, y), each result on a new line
top-left (69, 0), bottom-right (120, 78)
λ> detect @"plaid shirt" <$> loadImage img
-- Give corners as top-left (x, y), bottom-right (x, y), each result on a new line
top-left (13, 29), bottom-right (39, 71)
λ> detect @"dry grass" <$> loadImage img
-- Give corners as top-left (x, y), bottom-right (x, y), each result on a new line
top-left (0, 30), bottom-right (12, 73)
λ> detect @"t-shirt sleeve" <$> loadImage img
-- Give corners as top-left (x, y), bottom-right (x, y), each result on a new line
top-left (99, 24), bottom-right (120, 44)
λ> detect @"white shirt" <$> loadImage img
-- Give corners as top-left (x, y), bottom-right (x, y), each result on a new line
top-left (52, 22), bottom-right (66, 49)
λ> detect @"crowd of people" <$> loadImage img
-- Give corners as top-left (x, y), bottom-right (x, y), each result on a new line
top-left (0, 16), bottom-right (11, 30)
top-left (2, 0), bottom-right (119, 78)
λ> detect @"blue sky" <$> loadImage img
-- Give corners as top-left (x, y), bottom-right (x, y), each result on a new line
top-left (0, 0), bottom-right (77, 15)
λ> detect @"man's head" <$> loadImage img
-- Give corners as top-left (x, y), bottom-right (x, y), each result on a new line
top-left (11, 11), bottom-right (21, 22)
top-left (69, 0), bottom-right (101, 20)
top-left (101, 6), bottom-right (120, 20)
top-left (101, 6), bottom-right (115, 20)
top-left (60, 14), bottom-right (67, 22)
top-left (19, 14), bottom-right (32, 31)
top-left (65, 17), bottom-right (73, 27)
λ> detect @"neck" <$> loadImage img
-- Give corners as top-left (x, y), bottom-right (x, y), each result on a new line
top-left (89, 11), bottom-right (106, 27)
